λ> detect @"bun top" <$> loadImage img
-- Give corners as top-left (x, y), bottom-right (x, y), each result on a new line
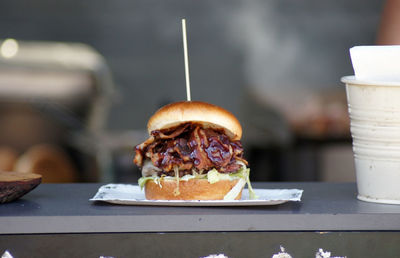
top-left (147, 101), bottom-right (242, 141)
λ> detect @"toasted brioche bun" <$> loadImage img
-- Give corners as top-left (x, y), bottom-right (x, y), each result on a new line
top-left (144, 178), bottom-right (243, 200)
top-left (147, 101), bottom-right (242, 141)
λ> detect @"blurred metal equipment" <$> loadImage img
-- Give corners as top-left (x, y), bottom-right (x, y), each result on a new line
top-left (0, 38), bottom-right (115, 182)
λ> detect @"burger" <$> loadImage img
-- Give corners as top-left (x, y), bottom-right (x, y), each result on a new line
top-left (134, 101), bottom-right (256, 200)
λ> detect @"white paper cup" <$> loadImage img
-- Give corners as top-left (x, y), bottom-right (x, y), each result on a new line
top-left (342, 76), bottom-right (400, 204)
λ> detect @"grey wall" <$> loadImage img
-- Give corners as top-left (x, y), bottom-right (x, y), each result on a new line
top-left (0, 0), bottom-right (383, 132)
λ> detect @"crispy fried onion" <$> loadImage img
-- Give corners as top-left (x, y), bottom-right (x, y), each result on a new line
top-left (152, 123), bottom-right (190, 139)
top-left (134, 123), bottom-right (247, 176)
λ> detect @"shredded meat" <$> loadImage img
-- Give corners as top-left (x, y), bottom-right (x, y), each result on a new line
top-left (134, 123), bottom-right (248, 176)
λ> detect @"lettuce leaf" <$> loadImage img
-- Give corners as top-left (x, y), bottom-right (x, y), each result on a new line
top-left (228, 165), bottom-right (258, 200)
top-left (223, 178), bottom-right (246, 200)
top-left (207, 169), bottom-right (231, 184)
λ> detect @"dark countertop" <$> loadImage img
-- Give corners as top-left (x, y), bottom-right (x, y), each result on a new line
top-left (1, 182), bottom-right (400, 234)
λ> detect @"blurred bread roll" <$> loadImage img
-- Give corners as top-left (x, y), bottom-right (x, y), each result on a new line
top-left (0, 146), bottom-right (19, 172)
top-left (14, 144), bottom-right (77, 183)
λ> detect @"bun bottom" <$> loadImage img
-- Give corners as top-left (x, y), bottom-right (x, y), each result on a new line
top-left (144, 178), bottom-right (243, 200)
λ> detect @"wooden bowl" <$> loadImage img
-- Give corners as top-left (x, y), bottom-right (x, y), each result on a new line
top-left (0, 171), bottom-right (42, 203)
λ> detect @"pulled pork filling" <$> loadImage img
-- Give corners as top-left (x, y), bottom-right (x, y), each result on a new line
top-left (134, 123), bottom-right (248, 177)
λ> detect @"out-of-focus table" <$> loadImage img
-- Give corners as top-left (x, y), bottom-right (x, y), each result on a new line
top-left (1, 183), bottom-right (400, 257)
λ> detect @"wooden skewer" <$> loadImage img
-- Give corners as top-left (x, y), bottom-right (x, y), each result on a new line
top-left (182, 19), bottom-right (191, 101)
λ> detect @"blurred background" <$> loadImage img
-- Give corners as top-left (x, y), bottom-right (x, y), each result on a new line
top-left (0, 0), bottom-right (384, 183)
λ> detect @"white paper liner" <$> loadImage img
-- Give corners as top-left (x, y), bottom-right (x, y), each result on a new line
top-left (90, 184), bottom-right (303, 206)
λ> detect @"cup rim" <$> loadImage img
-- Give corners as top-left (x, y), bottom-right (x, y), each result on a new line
top-left (341, 75), bottom-right (400, 87)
